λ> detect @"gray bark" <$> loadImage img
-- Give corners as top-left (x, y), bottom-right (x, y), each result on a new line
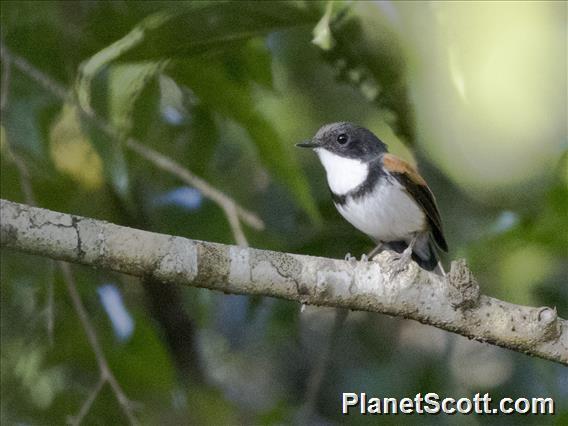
top-left (1, 198), bottom-right (566, 365)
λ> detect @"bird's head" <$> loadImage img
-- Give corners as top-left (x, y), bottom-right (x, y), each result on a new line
top-left (297, 122), bottom-right (388, 162)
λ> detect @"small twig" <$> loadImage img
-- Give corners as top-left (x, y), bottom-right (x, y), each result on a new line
top-left (68, 375), bottom-right (106, 426)
top-left (58, 262), bottom-right (138, 425)
top-left (222, 202), bottom-right (248, 247)
top-left (1, 45), bottom-right (69, 101)
top-left (0, 44), bottom-right (264, 247)
top-left (125, 139), bottom-right (263, 233)
top-left (2, 142), bottom-right (37, 210)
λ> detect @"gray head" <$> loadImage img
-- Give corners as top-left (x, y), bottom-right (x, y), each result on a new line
top-left (297, 122), bottom-right (388, 162)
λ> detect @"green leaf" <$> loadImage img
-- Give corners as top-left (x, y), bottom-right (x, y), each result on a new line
top-left (223, 39), bottom-right (274, 89)
top-left (71, 0), bottom-right (322, 221)
top-left (107, 63), bottom-right (165, 134)
top-left (73, 1), bottom-right (319, 74)
top-left (77, 70), bottom-right (135, 204)
top-left (170, 57), bottom-right (321, 222)
top-left (76, 55), bottom-right (164, 208)
top-left (312, 1), bottom-right (336, 50)
top-left (115, 1), bottom-right (319, 61)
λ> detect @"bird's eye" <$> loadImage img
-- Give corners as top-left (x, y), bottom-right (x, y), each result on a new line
top-left (337, 134), bottom-right (348, 145)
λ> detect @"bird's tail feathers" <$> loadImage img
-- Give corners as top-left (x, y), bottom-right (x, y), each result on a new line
top-left (385, 239), bottom-right (445, 276)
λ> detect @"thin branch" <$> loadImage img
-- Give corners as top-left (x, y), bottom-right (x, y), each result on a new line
top-left (2, 46), bottom-right (69, 101)
top-left (2, 144), bottom-right (37, 206)
top-left (58, 262), bottom-right (138, 425)
top-left (221, 202), bottom-right (249, 247)
top-left (1, 45), bottom-right (226, 402)
top-left (0, 45), bottom-right (264, 246)
top-left (125, 139), bottom-right (262, 234)
top-left (68, 375), bottom-right (106, 426)
top-left (2, 139), bottom-right (137, 423)
top-left (2, 199), bottom-right (566, 366)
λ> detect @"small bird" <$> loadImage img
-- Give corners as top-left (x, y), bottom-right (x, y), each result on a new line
top-left (297, 122), bottom-right (447, 275)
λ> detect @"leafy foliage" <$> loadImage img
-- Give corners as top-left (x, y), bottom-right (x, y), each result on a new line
top-left (1, 1), bottom-right (566, 424)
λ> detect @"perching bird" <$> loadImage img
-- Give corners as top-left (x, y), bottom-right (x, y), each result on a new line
top-left (297, 122), bottom-right (448, 275)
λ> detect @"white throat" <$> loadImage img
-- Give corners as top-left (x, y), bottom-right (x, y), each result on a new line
top-left (315, 149), bottom-right (369, 195)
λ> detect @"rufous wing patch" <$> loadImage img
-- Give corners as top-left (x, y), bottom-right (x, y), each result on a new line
top-left (382, 154), bottom-right (427, 187)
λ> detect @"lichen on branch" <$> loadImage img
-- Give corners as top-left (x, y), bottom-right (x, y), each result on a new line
top-left (1, 198), bottom-right (566, 365)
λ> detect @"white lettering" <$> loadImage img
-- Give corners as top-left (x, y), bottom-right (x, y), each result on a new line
top-left (515, 398), bottom-right (530, 414)
top-left (501, 397), bottom-right (514, 414)
top-left (383, 397), bottom-right (397, 414)
top-left (442, 397), bottom-right (456, 414)
top-left (342, 393), bottom-right (358, 414)
top-left (400, 398), bottom-right (413, 414)
top-left (457, 397), bottom-right (472, 414)
top-left (532, 397), bottom-right (554, 414)
top-left (367, 398), bottom-right (381, 414)
top-left (424, 393), bottom-right (440, 414)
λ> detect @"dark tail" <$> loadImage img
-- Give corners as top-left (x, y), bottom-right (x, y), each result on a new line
top-left (384, 240), bottom-right (445, 276)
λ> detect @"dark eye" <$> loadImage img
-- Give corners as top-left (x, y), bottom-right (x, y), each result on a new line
top-left (337, 133), bottom-right (348, 145)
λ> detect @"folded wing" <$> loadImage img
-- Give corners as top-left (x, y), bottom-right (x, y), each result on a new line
top-left (382, 154), bottom-right (448, 252)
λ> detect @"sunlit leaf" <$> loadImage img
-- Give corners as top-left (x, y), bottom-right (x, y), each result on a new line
top-left (312, 1), bottom-right (336, 50)
top-left (50, 104), bottom-right (104, 190)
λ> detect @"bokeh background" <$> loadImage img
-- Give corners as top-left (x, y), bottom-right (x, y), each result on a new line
top-left (1, 1), bottom-right (566, 424)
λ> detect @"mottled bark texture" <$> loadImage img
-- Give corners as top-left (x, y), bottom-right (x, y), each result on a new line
top-left (1, 199), bottom-right (566, 365)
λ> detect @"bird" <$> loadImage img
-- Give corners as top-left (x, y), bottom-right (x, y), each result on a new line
top-left (296, 122), bottom-right (448, 275)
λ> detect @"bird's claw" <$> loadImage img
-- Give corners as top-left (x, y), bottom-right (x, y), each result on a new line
top-left (345, 253), bottom-right (378, 263)
top-left (390, 249), bottom-right (413, 273)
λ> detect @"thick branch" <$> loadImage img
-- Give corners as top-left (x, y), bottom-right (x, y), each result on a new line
top-left (0, 45), bottom-right (264, 236)
top-left (1, 199), bottom-right (566, 365)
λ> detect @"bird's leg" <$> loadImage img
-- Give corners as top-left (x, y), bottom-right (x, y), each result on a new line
top-left (391, 235), bottom-right (418, 273)
top-left (366, 243), bottom-right (384, 260)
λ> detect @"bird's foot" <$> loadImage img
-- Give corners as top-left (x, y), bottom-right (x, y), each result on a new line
top-left (344, 252), bottom-right (357, 262)
top-left (390, 248), bottom-right (413, 273)
top-left (345, 253), bottom-right (380, 263)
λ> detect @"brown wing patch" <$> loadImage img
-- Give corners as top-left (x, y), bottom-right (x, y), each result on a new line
top-left (383, 154), bottom-right (427, 187)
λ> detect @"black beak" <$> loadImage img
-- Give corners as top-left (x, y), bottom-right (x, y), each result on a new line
top-left (296, 140), bottom-right (319, 148)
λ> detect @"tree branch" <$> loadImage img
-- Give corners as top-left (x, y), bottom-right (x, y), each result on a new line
top-left (1, 199), bottom-right (566, 365)
top-left (0, 44), bottom-right (264, 241)
top-left (1, 74), bottom-right (137, 421)
top-left (1, 44), bottom-right (218, 390)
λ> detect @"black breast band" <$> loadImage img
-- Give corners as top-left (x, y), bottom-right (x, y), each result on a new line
top-left (329, 157), bottom-right (386, 206)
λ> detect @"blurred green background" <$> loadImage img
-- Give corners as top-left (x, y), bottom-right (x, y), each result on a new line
top-left (1, 1), bottom-right (566, 424)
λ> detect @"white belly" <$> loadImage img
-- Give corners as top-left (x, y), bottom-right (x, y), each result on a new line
top-left (336, 179), bottom-right (426, 242)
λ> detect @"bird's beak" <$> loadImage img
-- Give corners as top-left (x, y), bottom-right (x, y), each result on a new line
top-left (296, 139), bottom-right (319, 148)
